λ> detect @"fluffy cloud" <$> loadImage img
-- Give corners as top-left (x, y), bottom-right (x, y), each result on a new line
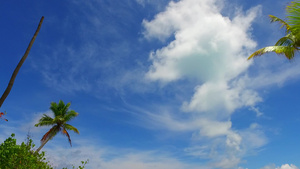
top-left (182, 81), bottom-right (261, 116)
top-left (143, 0), bottom-right (265, 168)
top-left (144, 0), bottom-right (258, 83)
top-left (261, 164), bottom-right (299, 169)
top-left (143, 0), bottom-right (262, 115)
top-left (277, 164), bottom-right (299, 169)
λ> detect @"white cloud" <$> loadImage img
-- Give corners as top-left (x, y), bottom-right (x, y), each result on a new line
top-left (182, 81), bottom-right (262, 116)
top-left (277, 164), bottom-right (299, 169)
top-left (261, 164), bottom-right (299, 169)
top-left (143, 0), bottom-right (262, 117)
top-left (143, 0), bottom-right (264, 167)
top-left (195, 119), bottom-right (232, 138)
top-left (134, 106), bottom-right (268, 168)
top-left (144, 0), bottom-right (259, 83)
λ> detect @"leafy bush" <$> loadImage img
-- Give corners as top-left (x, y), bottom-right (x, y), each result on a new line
top-left (0, 133), bottom-right (53, 169)
top-left (0, 134), bottom-right (89, 169)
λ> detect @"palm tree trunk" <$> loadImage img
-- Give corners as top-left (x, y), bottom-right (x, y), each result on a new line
top-left (0, 16), bottom-right (44, 108)
top-left (35, 136), bottom-right (50, 154)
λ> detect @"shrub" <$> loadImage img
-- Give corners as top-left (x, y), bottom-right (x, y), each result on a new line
top-left (0, 133), bottom-right (53, 169)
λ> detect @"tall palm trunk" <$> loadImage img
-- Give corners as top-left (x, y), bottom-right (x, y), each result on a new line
top-left (0, 16), bottom-right (44, 108)
top-left (35, 136), bottom-right (50, 154)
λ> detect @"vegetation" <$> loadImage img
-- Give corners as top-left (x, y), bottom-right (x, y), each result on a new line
top-left (248, 0), bottom-right (300, 60)
top-left (0, 133), bottom-right (53, 169)
top-left (0, 16), bottom-right (86, 169)
top-left (34, 100), bottom-right (79, 153)
top-left (0, 133), bottom-right (88, 169)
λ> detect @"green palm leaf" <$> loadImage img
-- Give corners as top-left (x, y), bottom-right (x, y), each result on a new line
top-left (64, 123), bottom-right (79, 134)
top-left (286, 1), bottom-right (300, 34)
top-left (248, 46), bottom-right (296, 60)
top-left (64, 110), bottom-right (79, 122)
top-left (269, 15), bottom-right (291, 32)
top-left (248, 0), bottom-right (300, 60)
top-left (35, 114), bottom-right (54, 127)
top-left (275, 35), bottom-right (295, 46)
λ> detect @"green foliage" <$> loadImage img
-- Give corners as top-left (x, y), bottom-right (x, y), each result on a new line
top-left (248, 0), bottom-right (300, 60)
top-left (0, 134), bottom-right (89, 169)
top-left (0, 133), bottom-right (53, 169)
top-left (286, 0), bottom-right (300, 35)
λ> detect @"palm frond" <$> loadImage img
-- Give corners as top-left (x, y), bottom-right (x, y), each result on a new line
top-left (62, 128), bottom-right (72, 146)
top-left (64, 110), bottom-right (79, 122)
top-left (286, 1), bottom-right (300, 23)
top-left (34, 114), bottom-right (54, 127)
top-left (286, 1), bottom-right (300, 34)
top-left (64, 123), bottom-right (80, 134)
top-left (58, 100), bottom-right (69, 116)
top-left (275, 35), bottom-right (295, 46)
top-left (50, 102), bottom-right (59, 117)
top-left (248, 46), bottom-right (296, 60)
top-left (269, 15), bottom-right (291, 32)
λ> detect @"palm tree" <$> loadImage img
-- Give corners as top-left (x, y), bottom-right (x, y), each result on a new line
top-left (248, 0), bottom-right (300, 60)
top-left (34, 100), bottom-right (79, 153)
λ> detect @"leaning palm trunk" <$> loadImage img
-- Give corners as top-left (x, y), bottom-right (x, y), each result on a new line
top-left (0, 16), bottom-right (44, 108)
top-left (35, 136), bottom-right (51, 154)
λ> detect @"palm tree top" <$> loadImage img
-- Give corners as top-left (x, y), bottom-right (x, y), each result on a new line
top-left (34, 100), bottom-right (79, 153)
top-left (35, 100), bottom-right (79, 127)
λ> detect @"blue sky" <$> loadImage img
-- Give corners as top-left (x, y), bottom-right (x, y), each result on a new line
top-left (1, 0), bottom-right (300, 168)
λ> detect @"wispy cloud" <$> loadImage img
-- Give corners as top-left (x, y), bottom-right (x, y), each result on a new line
top-left (44, 142), bottom-right (208, 169)
top-left (31, 0), bottom-right (151, 95)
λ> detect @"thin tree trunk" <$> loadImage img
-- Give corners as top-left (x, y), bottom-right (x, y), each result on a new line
top-left (0, 16), bottom-right (44, 108)
top-left (35, 136), bottom-right (50, 154)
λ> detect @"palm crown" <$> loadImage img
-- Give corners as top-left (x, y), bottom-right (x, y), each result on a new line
top-left (248, 0), bottom-right (300, 60)
top-left (34, 100), bottom-right (79, 153)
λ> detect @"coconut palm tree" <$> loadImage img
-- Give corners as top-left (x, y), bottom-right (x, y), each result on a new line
top-left (34, 100), bottom-right (79, 153)
top-left (248, 0), bottom-right (300, 60)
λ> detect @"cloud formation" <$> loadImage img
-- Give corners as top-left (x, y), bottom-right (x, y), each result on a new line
top-left (144, 0), bottom-right (258, 82)
top-left (143, 0), bottom-right (266, 167)
top-left (143, 0), bottom-right (262, 116)
top-left (261, 164), bottom-right (299, 169)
